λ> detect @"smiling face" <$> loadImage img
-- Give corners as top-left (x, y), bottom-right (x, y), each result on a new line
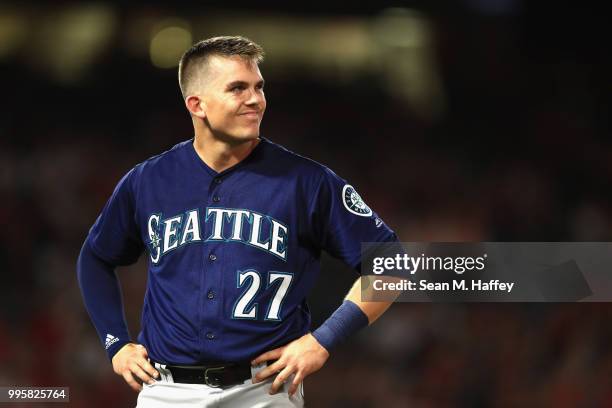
top-left (193, 55), bottom-right (266, 144)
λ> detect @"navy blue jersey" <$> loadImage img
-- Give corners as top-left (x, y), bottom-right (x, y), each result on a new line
top-left (82, 137), bottom-right (396, 364)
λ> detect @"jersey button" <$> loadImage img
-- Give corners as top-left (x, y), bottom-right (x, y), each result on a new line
top-left (207, 291), bottom-right (215, 299)
top-left (212, 196), bottom-right (220, 203)
top-left (206, 332), bottom-right (215, 340)
top-left (209, 254), bottom-right (217, 261)
top-left (214, 178), bottom-right (222, 184)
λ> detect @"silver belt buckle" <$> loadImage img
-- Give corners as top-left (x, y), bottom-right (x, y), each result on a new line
top-left (204, 366), bottom-right (225, 388)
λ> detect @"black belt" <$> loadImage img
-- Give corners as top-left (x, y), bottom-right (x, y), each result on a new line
top-left (153, 361), bottom-right (252, 388)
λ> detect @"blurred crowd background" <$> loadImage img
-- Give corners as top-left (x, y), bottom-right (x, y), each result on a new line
top-left (1, 1), bottom-right (610, 407)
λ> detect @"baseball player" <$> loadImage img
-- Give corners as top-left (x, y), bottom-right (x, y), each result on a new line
top-left (77, 36), bottom-right (398, 407)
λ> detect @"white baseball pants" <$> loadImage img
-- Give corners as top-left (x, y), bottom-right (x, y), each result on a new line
top-left (136, 362), bottom-right (304, 408)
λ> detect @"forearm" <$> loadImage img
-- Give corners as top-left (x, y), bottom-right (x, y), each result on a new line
top-left (311, 277), bottom-right (392, 351)
top-left (344, 277), bottom-right (396, 325)
top-left (77, 238), bottom-right (131, 360)
top-left (311, 275), bottom-right (399, 352)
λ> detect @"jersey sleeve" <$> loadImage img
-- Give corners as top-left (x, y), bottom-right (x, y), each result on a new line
top-left (308, 167), bottom-right (398, 272)
top-left (87, 168), bottom-right (143, 265)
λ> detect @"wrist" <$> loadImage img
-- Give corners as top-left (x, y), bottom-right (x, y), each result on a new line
top-left (308, 333), bottom-right (330, 356)
top-left (107, 339), bottom-right (132, 363)
top-left (311, 300), bottom-right (368, 352)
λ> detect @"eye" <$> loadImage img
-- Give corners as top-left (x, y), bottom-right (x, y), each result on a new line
top-left (231, 85), bottom-right (245, 93)
top-left (256, 83), bottom-right (264, 91)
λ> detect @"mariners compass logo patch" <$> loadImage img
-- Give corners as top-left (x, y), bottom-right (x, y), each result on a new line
top-left (342, 184), bottom-right (372, 217)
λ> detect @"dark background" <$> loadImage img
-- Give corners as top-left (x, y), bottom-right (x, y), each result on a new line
top-left (1, 1), bottom-right (611, 406)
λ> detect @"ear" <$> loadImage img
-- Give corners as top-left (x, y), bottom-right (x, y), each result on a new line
top-left (185, 95), bottom-right (206, 119)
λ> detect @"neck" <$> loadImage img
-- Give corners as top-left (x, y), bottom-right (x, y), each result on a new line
top-left (192, 130), bottom-right (260, 173)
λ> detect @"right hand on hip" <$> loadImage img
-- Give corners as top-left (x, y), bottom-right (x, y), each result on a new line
top-left (112, 343), bottom-right (160, 392)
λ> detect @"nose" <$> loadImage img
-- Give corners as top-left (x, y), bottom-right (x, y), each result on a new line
top-left (245, 87), bottom-right (265, 108)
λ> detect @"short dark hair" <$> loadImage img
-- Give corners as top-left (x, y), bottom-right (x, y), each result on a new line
top-left (178, 35), bottom-right (265, 98)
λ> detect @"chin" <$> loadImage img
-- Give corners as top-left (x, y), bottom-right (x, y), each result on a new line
top-left (237, 127), bottom-right (261, 140)
top-left (236, 132), bottom-right (259, 141)
top-left (218, 130), bottom-right (260, 145)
